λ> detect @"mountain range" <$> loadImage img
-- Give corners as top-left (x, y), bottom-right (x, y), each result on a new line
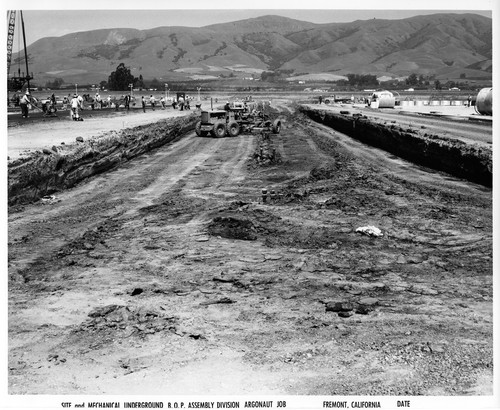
top-left (13, 13), bottom-right (492, 85)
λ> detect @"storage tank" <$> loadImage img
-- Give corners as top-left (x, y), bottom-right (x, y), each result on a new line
top-left (370, 91), bottom-right (395, 108)
top-left (475, 88), bottom-right (492, 115)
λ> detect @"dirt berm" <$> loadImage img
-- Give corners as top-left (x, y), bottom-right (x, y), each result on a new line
top-left (299, 106), bottom-right (492, 187)
top-left (8, 114), bottom-right (197, 206)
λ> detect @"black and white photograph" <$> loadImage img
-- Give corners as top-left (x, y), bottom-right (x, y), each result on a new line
top-left (3, 0), bottom-right (498, 409)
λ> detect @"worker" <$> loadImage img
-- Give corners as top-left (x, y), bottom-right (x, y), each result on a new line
top-left (124, 94), bottom-right (131, 111)
top-left (71, 94), bottom-right (83, 121)
top-left (19, 90), bottom-right (31, 118)
top-left (150, 95), bottom-right (156, 111)
top-left (224, 101), bottom-right (230, 111)
top-left (141, 96), bottom-right (146, 112)
top-left (95, 92), bottom-right (101, 109)
top-left (77, 94), bottom-right (84, 110)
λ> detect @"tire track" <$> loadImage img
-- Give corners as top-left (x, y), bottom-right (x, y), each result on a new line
top-left (8, 133), bottom-right (223, 277)
top-left (123, 134), bottom-right (225, 214)
top-left (213, 135), bottom-right (257, 188)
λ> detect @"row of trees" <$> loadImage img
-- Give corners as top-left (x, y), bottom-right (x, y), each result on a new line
top-left (336, 74), bottom-right (378, 87)
top-left (101, 64), bottom-right (183, 91)
top-left (260, 69), bottom-right (294, 82)
top-left (43, 64), bottom-right (149, 91)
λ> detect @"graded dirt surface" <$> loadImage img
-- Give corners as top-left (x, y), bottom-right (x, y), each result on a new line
top-left (8, 102), bottom-right (493, 395)
top-left (7, 106), bottom-right (194, 161)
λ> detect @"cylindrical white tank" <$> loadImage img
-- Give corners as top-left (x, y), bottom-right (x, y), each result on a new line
top-left (476, 88), bottom-right (492, 115)
top-left (370, 91), bottom-right (395, 108)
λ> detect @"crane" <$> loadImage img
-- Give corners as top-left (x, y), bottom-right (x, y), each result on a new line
top-left (7, 10), bottom-right (33, 91)
top-left (7, 11), bottom-right (15, 77)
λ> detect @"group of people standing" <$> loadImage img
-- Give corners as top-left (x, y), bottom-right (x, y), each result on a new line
top-left (14, 90), bottom-right (195, 119)
top-left (171, 95), bottom-right (190, 111)
top-left (141, 94), bottom-right (190, 112)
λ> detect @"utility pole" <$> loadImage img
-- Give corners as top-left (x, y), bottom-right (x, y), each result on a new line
top-left (20, 11), bottom-right (32, 91)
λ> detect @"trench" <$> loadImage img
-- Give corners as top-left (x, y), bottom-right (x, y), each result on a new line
top-left (8, 115), bottom-right (197, 206)
top-left (299, 106), bottom-right (492, 187)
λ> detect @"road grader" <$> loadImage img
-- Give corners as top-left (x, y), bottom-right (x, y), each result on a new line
top-left (195, 104), bottom-right (282, 138)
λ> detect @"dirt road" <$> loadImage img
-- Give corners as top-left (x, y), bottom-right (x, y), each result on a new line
top-left (8, 107), bottom-right (493, 395)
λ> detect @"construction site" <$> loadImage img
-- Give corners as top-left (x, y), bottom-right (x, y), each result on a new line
top-left (7, 88), bottom-right (494, 396)
top-left (5, 7), bottom-right (495, 405)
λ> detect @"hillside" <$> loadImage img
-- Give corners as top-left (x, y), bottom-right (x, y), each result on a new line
top-left (14, 13), bottom-right (492, 85)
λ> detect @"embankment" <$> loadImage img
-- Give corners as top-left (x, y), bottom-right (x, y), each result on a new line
top-left (8, 114), bottom-right (197, 206)
top-left (299, 106), bottom-right (492, 187)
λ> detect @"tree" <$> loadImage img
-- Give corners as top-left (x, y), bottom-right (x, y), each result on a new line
top-left (148, 78), bottom-right (162, 90)
top-left (434, 80), bottom-right (442, 90)
top-left (99, 80), bottom-right (108, 90)
top-left (45, 77), bottom-right (64, 89)
top-left (406, 73), bottom-right (418, 86)
top-left (108, 63), bottom-right (136, 91)
top-left (136, 75), bottom-right (145, 90)
top-left (261, 71), bottom-right (277, 82)
top-left (346, 74), bottom-right (378, 88)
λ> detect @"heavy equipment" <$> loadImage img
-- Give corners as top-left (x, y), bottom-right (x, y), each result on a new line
top-left (7, 10), bottom-right (34, 91)
top-left (195, 104), bottom-right (282, 138)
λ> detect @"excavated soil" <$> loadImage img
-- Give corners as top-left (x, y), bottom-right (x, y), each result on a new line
top-left (299, 105), bottom-right (492, 187)
top-left (7, 103), bottom-right (493, 397)
top-left (8, 114), bottom-right (197, 206)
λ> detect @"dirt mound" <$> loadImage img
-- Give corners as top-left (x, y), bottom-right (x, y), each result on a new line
top-left (250, 132), bottom-right (282, 167)
top-left (207, 216), bottom-right (258, 240)
top-left (207, 206), bottom-right (282, 241)
top-left (139, 195), bottom-right (208, 224)
top-left (207, 204), bottom-right (350, 249)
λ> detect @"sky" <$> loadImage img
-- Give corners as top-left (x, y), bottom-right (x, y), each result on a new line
top-left (5, 0), bottom-right (494, 48)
